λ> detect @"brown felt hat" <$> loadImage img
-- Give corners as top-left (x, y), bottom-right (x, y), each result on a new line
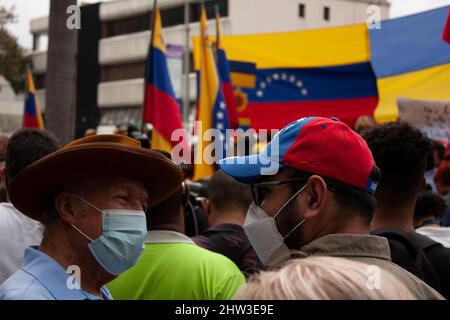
top-left (8, 134), bottom-right (183, 221)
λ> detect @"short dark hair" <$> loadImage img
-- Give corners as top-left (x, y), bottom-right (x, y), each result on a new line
top-left (5, 129), bottom-right (60, 187)
top-left (288, 167), bottom-right (380, 225)
top-left (146, 186), bottom-right (184, 230)
top-left (414, 191), bottom-right (448, 219)
top-left (362, 122), bottom-right (432, 206)
top-left (207, 170), bottom-right (252, 214)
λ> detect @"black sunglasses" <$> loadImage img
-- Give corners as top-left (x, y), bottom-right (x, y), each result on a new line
top-left (250, 177), bottom-right (339, 206)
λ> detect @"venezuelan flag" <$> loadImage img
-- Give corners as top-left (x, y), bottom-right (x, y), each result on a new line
top-left (142, 4), bottom-right (186, 153)
top-left (193, 23), bottom-right (378, 130)
top-left (23, 68), bottom-right (44, 129)
top-left (215, 9), bottom-right (238, 129)
top-left (228, 60), bottom-right (257, 89)
top-left (371, 6), bottom-right (450, 123)
top-left (193, 6), bottom-right (229, 181)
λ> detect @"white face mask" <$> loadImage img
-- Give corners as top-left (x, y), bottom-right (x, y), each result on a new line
top-left (243, 184), bottom-right (307, 267)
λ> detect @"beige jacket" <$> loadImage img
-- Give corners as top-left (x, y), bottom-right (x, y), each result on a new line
top-left (300, 234), bottom-right (444, 300)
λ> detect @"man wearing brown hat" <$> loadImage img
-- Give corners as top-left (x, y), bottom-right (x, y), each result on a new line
top-left (0, 135), bottom-right (182, 300)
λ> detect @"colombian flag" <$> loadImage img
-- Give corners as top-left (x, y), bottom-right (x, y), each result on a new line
top-left (142, 5), bottom-right (186, 153)
top-left (215, 9), bottom-right (238, 129)
top-left (193, 6), bottom-right (229, 181)
top-left (23, 68), bottom-right (44, 129)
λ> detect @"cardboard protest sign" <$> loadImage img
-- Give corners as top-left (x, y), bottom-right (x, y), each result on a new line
top-left (397, 97), bottom-right (450, 142)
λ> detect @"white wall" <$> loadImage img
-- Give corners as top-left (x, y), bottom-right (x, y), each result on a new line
top-left (98, 18), bottom-right (230, 66)
top-left (97, 73), bottom-right (196, 107)
top-left (228, 0), bottom-right (389, 34)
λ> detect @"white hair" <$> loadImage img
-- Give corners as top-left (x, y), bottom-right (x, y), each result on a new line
top-left (236, 256), bottom-right (415, 300)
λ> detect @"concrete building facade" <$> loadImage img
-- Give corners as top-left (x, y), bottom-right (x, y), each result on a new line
top-left (22, 0), bottom-right (390, 135)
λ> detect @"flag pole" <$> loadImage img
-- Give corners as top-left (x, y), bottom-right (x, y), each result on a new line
top-left (23, 64), bottom-right (30, 128)
top-left (182, 0), bottom-right (190, 128)
top-left (214, 3), bottom-right (220, 49)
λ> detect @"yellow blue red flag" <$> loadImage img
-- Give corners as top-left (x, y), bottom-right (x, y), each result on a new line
top-left (23, 68), bottom-right (44, 129)
top-left (371, 6), bottom-right (450, 122)
top-left (142, 4), bottom-right (187, 154)
top-left (193, 6), bottom-right (450, 129)
top-left (194, 23), bottom-right (378, 130)
top-left (193, 5), bottom-right (229, 181)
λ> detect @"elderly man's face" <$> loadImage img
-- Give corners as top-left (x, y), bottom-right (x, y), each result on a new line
top-left (70, 176), bottom-right (148, 239)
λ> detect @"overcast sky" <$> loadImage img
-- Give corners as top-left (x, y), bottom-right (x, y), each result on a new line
top-left (3, 0), bottom-right (450, 49)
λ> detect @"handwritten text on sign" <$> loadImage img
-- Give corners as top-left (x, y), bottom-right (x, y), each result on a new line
top-left (397, 97), bottom-right (450, 142)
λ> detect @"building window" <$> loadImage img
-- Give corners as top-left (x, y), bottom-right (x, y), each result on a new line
top-left (298, 4), bottom-right (305, 18)
top-left (100, 62), bottom-right (146, 82)
top-left (35, 73), bottom-right (46, 90)
top-left (102, 0), bottom-right (228, 38)
top-left (190, 0), bottom-right (228, 23)
top-left (104, 13), bottom-right (150, 38)
top-left (323, 6), bottom-right (330, 21)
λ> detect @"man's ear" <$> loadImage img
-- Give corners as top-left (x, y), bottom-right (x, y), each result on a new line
top-left (54, 192), bottom-right (77, 225)
top-left (302, 175), bottom-right (328, 220)
top-left (201, 198), bottom-right (211, 216)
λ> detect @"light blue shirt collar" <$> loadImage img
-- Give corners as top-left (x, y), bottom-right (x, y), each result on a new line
top-left (21, 247), bottom-right (112, 300)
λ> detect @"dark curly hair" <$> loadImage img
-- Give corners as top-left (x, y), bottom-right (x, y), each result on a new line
top-left (362, 122), bottom-right (432, 205)
top-left (414, 191), bottom-right (448, 219)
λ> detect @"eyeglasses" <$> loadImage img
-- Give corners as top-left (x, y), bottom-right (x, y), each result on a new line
top-left (251, 177), bottom-right (339, 206)
top-left (251, 178), bottom-right (308, 206)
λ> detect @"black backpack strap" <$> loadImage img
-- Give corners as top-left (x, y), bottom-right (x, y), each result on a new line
top-left (372, 229), bottom-right (442, 291)
top-left (411, 232), bottom-right (444, 251)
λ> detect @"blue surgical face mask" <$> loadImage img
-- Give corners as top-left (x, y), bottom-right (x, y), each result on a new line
top-left (70, 194), bottom-right (147, 276)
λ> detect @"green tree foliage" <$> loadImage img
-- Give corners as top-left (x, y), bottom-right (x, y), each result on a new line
top-left (0, 2), bottom-right (28, 94)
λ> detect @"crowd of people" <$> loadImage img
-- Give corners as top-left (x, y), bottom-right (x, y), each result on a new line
top-left (0, 116), bottom-right (449, 300)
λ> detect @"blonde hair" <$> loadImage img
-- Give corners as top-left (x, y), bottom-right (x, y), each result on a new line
top-left (236, 256), bottom-right (415, 300)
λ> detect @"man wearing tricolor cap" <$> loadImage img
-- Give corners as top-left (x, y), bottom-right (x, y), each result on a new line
top-left (219, 117), bottom-right (443, 299)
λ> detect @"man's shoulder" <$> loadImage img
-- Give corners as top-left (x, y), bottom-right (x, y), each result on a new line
top-left (0, 269), bottom-right (54, 300)
top-left (0, 203), bottom-right (39, 226)
top-left (0, 202), bottom-right (19, 214)
top-left (377, 259), bottom-right (444, 299)
top-left (0, 203), bottom-right (16, 223)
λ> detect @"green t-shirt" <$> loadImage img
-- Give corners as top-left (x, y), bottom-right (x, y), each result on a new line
top-left (107, 237), bottom-right (245, 300)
